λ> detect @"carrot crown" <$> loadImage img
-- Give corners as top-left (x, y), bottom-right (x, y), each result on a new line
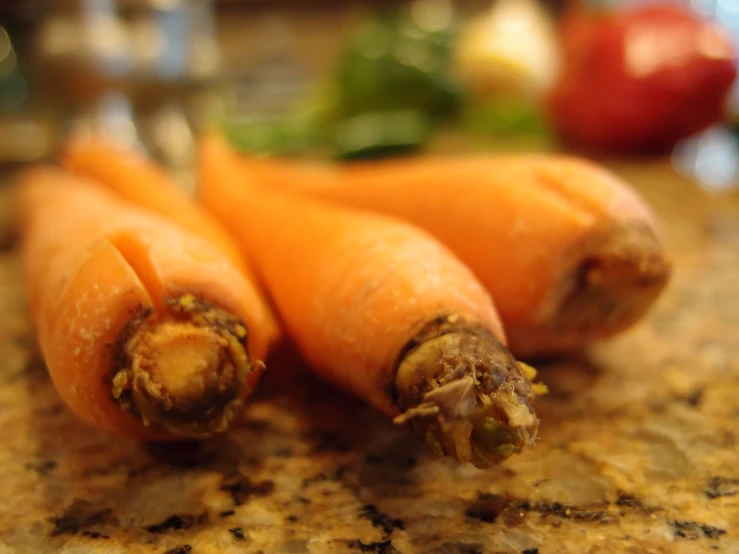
top-left (111, 294), bottom-right (258, 438)
top-left (393, 315), bottom-right (539, 468)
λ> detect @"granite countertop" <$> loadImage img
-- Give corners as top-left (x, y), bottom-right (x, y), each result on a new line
top-left (0, 158), bottom-right (737, 554)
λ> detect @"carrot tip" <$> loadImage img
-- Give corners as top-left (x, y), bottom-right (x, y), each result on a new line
top-left (524, 220), bottom-right (672, 355)
top-left (392, 316), bottom-right (539, 469)
top-left (111, 294), bottom-right (259, 439)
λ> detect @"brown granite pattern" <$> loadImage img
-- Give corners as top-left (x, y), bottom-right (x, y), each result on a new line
top-left (0, 159), bottom-right (737, 553)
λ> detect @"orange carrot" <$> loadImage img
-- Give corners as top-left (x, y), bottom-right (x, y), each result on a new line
top-left (17, 166), bottom-right (273, 439)
top-left (230, 153), bottom-right (671, 356)
top-left (198, 134), bottom-right (539, 468)
top-left (60, 134), bottom-right (280, 350)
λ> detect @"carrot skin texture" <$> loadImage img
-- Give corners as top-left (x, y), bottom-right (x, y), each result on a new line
top-left (41, 239), bottom-right (159, 437)
top-left (233, 154), bottom-right (671, 356)
top-left (60, 136), bottom-right (244, 266)
top-left (198, 135), bottom-right (537, 467)
top-left (18, 167), bottom-right (268, 439)
top-left (60, 135), bottom-right (280, 348)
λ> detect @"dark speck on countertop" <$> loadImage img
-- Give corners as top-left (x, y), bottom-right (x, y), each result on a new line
top-left (25, 460), bottom-right (57, 475)
top-left (359, 504), bottom-right (405, 535)
top-left (465, 493), bottom-right (610, 527)
top-left (615, 493), bottom-right (661, 514)
top-left (229, 527), bottom-right (245, 540)
top-left (144, 513), bottom-right (207, 534)
top-left (47, 500), bottom-right (115, 537)
top-left (670, 520), bottom-right (726, 540)
top-left (346, 539), bottom-right (397, 553)
top-left (705, 477), bottom-right (739, 499)
top-left (220, 476), bottom-right (275, 506)
top-left (164, 546), bottom-right (192, 554)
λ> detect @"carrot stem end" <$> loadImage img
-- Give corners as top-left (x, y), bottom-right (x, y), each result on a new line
top-left (530, 221), bottom-right (671, 353)
top-left (111, 294), bottom-right (257, 438)
top-left (393, 316), bottom-right (539, 469)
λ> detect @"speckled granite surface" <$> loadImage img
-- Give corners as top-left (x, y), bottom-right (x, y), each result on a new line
top-left (0, 160), bottom-right (737, 554)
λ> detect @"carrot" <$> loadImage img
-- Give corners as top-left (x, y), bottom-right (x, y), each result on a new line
top-left (59, 134), bottom-right (280, 350)
top-left (17, 166), bottom-right (273, 440)
top-left (230, 154), bottom-right (671, 356)
top-left (198, 134), bottom-right (539, 468)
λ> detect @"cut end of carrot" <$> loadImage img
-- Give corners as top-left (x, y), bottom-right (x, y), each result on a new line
top-left (111, 294), bottom-right (258, 439)
top-left (392, 315), bottom-right (539, 469)
top-left (524, 219), bottom-right (672, 355)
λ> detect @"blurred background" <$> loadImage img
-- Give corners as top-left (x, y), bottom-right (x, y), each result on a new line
top-left (1, 0), bottom-right (739, 190)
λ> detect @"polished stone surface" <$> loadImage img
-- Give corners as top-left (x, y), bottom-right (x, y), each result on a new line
top-left (0, 158), bottom-right (737, 554)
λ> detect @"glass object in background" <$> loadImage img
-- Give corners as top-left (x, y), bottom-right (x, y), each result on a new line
top-left (673, 126), bottom-right (739, 191)
top-left (34, 0), bottom-right (141, 154)
top-left (124, 0), bottom-right (221, 173)
top-left (222, 13), bottom-right (318, 156)
top-left (32, 0), bottom-right (221, 176)
top-left (672, 0), bottom-right (739, 191)
top-left (66, 91), bottom-right (139, 149)
top-left (35, 0), bottom-right (132, 106)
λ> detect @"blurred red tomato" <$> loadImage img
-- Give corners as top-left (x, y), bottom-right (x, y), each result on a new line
top-left (547, 3), bottom-right (738, 154)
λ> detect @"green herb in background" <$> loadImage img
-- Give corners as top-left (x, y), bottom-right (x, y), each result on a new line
top-left (334, 109), bottom-right (431, 160)
top-left (329, 1), bottom-right (461, 159)
top-left (463, 95), bottom-right (550, 139)
top-left (221, 0), bottom-right (556, 161)
top-left (334, 6), bottom-right (460, 118)
top-left (224, 112), bottom-right (320, 157)
top-left (0, 27), bottom-right (28, 112)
